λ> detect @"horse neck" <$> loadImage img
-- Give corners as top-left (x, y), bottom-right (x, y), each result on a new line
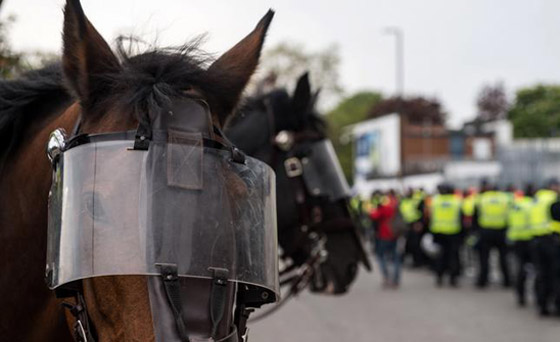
top-left (0, 101), bottom-right (78, 342)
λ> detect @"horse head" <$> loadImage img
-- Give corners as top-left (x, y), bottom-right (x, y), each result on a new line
top-left (0, 0), bottom-right (275, 340)
top-left (227, 73), bottom-right (371, 296)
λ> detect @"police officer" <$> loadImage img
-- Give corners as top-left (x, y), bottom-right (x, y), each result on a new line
top-left (462, 189), bottom-right (476, 229)
top-left (474, 182), bottom-right (511, 288)
top-left (531, 179), bottom-right (560, 316)
top-left (401, 188), bottom-right (425, 268)
top-left (350, 194), bottom-right (370, 238)
top-left (549, 184), bottom-right (560, 316)
top-left (507, 184), bottom-right (535, 306)
top-left (428, 183), bottom-right (463, 287)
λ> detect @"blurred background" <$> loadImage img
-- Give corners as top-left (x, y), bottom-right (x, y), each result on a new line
top-left (5, 0), bottom-right (560, 191)
top-left (4, 0), bottom-right (560, 341)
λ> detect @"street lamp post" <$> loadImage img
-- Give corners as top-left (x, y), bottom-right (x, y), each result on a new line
top-left (383, 27), bottom-right (404, 97)
top-left (383, 27), bottom-right (405, 179)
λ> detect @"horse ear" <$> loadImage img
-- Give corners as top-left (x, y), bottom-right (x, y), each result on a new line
top-left (62, 0), bottom-right (120, 106)
top-left (292, 72), bottom-right (312, 113)
top-left (207, 10), bottom-right (274, 126)
top-left (309, 88), bottom-right (321, 110)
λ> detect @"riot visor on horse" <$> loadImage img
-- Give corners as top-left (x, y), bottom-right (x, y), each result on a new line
top-left (0, 1), bottom-right (277, 341)
top-left (226, 73), bottom-right (371, 298)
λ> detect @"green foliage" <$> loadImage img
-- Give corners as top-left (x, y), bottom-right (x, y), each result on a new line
top-left (326, 91), bottom-right (383, 183)
top-left (508, 85), bottom-right (560, 137)
top-left (0, 15), bottom-right (23, 78)
top-left (0, 13), bottom-right (58, 79)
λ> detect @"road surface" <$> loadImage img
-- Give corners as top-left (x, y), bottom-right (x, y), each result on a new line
top-left (250, 266), bottom-right (560, 342)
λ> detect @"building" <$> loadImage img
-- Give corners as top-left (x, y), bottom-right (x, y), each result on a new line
top-left (349, 114), bottom-right (508, 195)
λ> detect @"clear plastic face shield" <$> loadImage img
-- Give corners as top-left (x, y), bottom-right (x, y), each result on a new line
top-left (297, 138), bottom-right (372, 280)
top-left (47, 98), bottom-right (279, 341)
top-left (301, 139), bottom-right (351, 200)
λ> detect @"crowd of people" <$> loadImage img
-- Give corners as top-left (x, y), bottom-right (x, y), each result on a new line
top-left (351, 179), bottom-right (560, 317)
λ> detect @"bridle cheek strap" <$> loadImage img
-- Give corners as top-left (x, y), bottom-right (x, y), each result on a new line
top-left (62, 291), bottom-right (97, 342)
top-left (157, 263), bottom-right (190, 341)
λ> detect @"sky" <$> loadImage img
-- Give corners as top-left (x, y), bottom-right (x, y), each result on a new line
top-left (3, 0), bottom-right (560, 127)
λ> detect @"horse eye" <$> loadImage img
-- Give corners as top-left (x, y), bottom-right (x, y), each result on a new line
top-left (83, 192), bottom-right (108, 223)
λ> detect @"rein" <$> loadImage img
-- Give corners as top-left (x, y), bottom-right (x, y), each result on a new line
top-left (249, 233), bottom-right (327, 322)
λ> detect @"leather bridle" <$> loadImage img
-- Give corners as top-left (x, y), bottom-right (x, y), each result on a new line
top-left (246, 102), bottom-right (341, 322)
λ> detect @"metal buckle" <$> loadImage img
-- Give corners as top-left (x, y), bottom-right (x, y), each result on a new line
top-left (284, 157), bottom-right (303, 178)
top-left (46, 128), bottom-right (67, 168)
top-left (274, 130), bottom-right (294, 151)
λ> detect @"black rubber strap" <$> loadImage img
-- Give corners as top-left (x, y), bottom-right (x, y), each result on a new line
top-left (157, 263), bottom-right (190, 341)
top-left (214, 126), bottom-right (246, 164)
top-left (209, 268), bottom-right (229, 338)
top-left (61, 291), bottom-right (97, 342)
top-left (216, 326), bottom-right (239, 342)
top-left (234, 305), bottom-right (253, 342)
top-left (133, 123), bottom-right (152, 150)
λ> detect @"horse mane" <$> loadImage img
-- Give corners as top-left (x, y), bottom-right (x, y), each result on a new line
top-left (0, 64), bottom-right (70, 171)
top-left (0, 38), bottom-right (235, 171)
top-left (102, 39), bottom-right (215, 122)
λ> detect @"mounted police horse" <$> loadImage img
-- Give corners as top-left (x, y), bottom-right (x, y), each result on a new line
top-left (226, 73), bottom-right (371, 304)
top-left (0, 1), bottom-right (278, 341)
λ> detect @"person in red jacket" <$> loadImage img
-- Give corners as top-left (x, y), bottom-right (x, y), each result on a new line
top-left (370, 190), bottom-right (401, 288)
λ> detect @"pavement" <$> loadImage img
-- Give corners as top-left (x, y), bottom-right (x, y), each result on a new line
top-left (250, 264), bottom-right (560, 342)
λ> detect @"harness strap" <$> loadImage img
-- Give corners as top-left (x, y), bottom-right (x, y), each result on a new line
top-left (213, 126), bottom-right (246, 164)
top-left (233, 304), bottom-right (253, 342)
top-left (157, 263), bottom-right (190, 342)
top-left (62, 291), bottom-right (96, 342)
top-left (209, 267), bottom-right (229, 339)
top-left (216, 326), bottom-right (239, 342)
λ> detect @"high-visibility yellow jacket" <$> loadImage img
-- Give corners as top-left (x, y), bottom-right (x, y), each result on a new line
top-left (462, 194), bottom-right (476, 217)
top-left (477, 191), bottom-right (510, 229)
top-left (530, 189), bottom-right (558, 236)
top-left (400, 197), bottom-right (422, 223)
top-left (507, 196), bottom-right (534, 241)
top-left (350, 197), bottom-right (361, 212)
top-left (430, 194), bottom-right (462, 235)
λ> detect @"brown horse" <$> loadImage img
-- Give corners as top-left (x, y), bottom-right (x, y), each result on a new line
top-left (0, 0), bottom-right (273, 340)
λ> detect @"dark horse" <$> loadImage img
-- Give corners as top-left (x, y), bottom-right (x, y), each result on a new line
top-left (226, 73), bottom-right (371, 297)
top-left (0, 0), bottom-right (273, 340)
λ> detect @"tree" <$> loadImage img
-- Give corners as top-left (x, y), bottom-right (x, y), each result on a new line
top-left (0, 13), bottom-right (23, 78)
top-left (253, 41), bottom-right (343, 108)
top-left (326, 91), bottom-right (384, 183)
top-left (476, 82), bottom-right (509, 121)
top-left (368, 96), bottom-right (447, 125)
top-left (0, 9), bottom-right (57, 78)
top-left (508, 85), bottom-right (560, 138)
